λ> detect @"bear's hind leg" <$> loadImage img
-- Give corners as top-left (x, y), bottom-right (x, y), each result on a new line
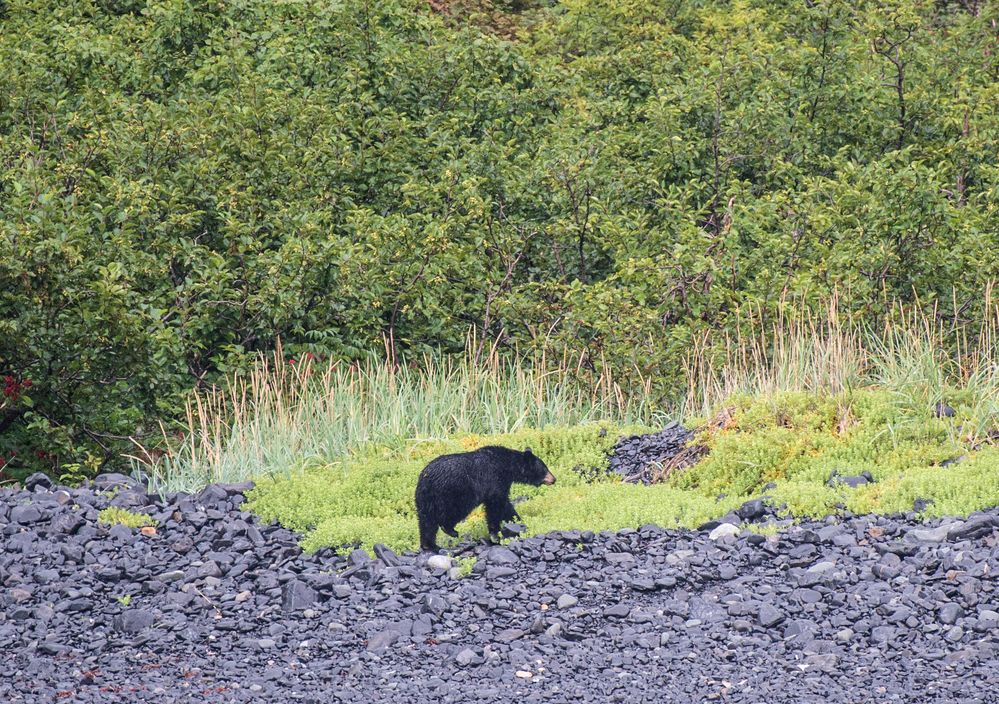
top-left (440, 524), bottom-right (460, 538)
top-left (419, 516), bottom-right (440, 553)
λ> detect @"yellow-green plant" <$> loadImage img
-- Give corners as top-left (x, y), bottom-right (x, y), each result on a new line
top-left (98, 507), bottom-right (157, 530)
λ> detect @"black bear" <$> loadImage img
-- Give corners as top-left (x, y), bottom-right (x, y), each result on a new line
top-left (414, 446), bottom-right (556, 552)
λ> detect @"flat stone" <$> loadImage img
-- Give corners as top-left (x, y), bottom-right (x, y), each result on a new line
top-left (604, 604), bottom-right (631, 619)
top-left (366, 630), bottom-right (400, 652)
top-left (604, 552), bottom-right (636, 564)
top-left (495, 628), bottom-right (527, 643)
top-left (948, 515), bottom-right (997, 541)
top-left (804, 654), bottom-right (839, 672)
top-left (10, 505), bottom-right (43, 524)
top-left (758, 604), bottom-right (785, 628)
top-left (483, 547), bottom-right (519, 565)
top-left (908, 523), bottom-right (957, 542)
top-left (455, 648), bottom-right (481, 666)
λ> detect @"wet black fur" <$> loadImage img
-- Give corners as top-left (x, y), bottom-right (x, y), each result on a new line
top-left (414, 446), bottom-right (554, 552)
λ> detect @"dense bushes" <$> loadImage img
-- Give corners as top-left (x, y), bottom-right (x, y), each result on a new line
top-left (2, 0), bottom-right (998, 476)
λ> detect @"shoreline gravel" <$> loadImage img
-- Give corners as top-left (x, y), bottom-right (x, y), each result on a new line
top-left (1, 474), bottom-right (997, 703)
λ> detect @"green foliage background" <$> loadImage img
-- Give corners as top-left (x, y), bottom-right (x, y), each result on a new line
top-left (2, 0), bottom-right (998, 473)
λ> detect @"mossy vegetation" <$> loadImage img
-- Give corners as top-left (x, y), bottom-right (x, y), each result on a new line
top-left (246, 389), bottom-right (999, 553)
top-left (97, 507), bottom-right (158, 530)
top-left (247, 424), bottom-right (648, 553)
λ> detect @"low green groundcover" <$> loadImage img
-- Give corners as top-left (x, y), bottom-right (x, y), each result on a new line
top-left (246, 390), bottom-right (999, 553)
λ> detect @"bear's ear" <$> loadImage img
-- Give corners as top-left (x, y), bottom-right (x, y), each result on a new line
top-left (524, 447), bottom-right (533, 456)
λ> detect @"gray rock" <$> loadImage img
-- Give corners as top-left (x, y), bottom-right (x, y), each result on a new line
top-left (871, 626), bottom-right (895, 643)
top-left (494, 628), bottom-right (527, 643)
top-left (10, 505), bottom-right (43, 524)
top-left (976, 610), bottom-right (998, 631)
top-left (455, 648), bottom-right (481, 666)
top-left (483, 546), bottom-right (519, 565)
top-left (947, 515), bottom-right (997, 541)
top-left (736, 499), bottom-right (767, 521)
top-left (366, 629), bottom-right (400, 652)
top-left (373, 544), bottom-right (400, 567)
top-left (24, 473), bottom-right (52, 491)
top-left (939, 603), bottom-right (964, 625)
top-left (907, 523), bottom-right (956, 542)
top-left (804, 654), bottom-right (839, 672)
top-left (605, 551), bottom-right (636, 564)
top-left (557, 594), bottom-right (579, 609)
top-left (828, 471), bottom-right (874, 488)
top-left (422, 595), bottom-right (446, 617)
top-left (47, 513), bottom-right (84, 535)
top-left (281, 580), bottom-right (317, 611)
top-left (604, 604), bottom-right (631, 619)
top-left (758, 604), bottom-right (784, 628)
top-left (114, 609), bottom-right (156, 634)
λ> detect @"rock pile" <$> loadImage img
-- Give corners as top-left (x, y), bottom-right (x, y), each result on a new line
top-left (1, 475), bottom-right (997, 703)
top-left (607, 421), bottom-right (705, 484)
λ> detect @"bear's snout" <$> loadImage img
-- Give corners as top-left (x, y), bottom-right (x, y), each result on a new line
top-left (542, 471), bottom-right (556, 485)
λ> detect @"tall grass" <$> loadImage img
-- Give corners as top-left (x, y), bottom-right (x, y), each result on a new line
top-left (138, 294), bottom-right (999, 493)
top-left (684, 292), bottom-right (999, 441)
top-left (135, 335), bottom-right (656, 492)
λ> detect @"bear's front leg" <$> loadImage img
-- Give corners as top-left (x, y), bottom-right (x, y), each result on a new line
top-left (501, 500), bottom-right (520, 522)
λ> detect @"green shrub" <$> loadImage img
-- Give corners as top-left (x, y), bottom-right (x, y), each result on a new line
top-left (4, 0), bottom-right (999, 481)
top-left (455, 556), bottom-right (478, 578)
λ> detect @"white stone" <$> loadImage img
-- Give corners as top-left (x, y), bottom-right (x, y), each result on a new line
top-left (427, 555), bottom-right (452, 571)
top-left (709, 523), bottom-right (741, 541)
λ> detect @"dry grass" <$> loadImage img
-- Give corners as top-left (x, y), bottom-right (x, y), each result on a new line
top-left (135, 333), bottom-right (655, 491)
top-left (684, 290), bottom-right (999, 444)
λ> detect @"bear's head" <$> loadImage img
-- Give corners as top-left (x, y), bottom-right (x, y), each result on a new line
top-left (520, 448), bottom-right (556, 486)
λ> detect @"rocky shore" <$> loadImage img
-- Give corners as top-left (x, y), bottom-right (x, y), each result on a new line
top-left (1, 474), bottom-right (997, 702)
